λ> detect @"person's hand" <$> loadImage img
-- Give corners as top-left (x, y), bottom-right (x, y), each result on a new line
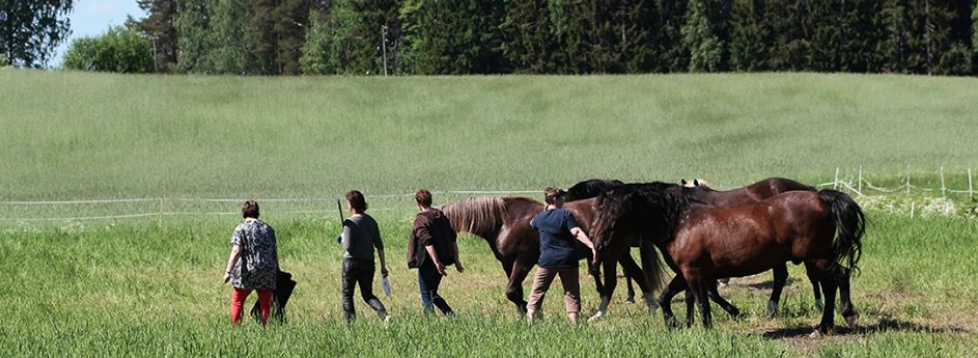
top-left (223, 272), bottom-right (231, 284)
top-left (455, 262), bottom-right (465, 273)
top-left (435, 262), bottom-right (446, 276)
top-left (381, 266), bottom-right (390, 278)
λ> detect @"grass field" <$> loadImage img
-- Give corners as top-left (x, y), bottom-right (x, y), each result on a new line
top-left (2, 70), bottom-right (978, 357)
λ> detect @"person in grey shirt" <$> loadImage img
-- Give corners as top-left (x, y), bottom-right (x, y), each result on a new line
top-left (340, 190), bottom-right (390, 323)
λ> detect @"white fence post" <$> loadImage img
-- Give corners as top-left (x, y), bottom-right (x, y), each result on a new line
top-left (906, 164), bottom-right (911, 195)
top-left (834, 167), bottom-right (840, 190)
top-left (940, 166), bottom-right (946, 198)
top-left (969, 169), bottom-right (973, 197)
top-left (159, 196), bottom-right (165, 227)
top-left (910, 201), bottom-right (915, 219)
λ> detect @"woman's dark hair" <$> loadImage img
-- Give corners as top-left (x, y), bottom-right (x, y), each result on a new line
top-left (346, 190), bottom-right (368, 213)
top-left (242, 200), bottom-right (260, 218)
top-left (415, 189), bottom-right (433, 207)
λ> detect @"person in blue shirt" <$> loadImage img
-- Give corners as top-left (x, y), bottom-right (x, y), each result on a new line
top-left (527, 187), bottom-right (597, 325)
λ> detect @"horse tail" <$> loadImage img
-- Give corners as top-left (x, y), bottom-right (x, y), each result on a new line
top-left (440, 196), bottom-right (507, 237)
top-left (818, 189), bottom-right (866, 274)
top-left (639, 238), bottom-right (666, 293)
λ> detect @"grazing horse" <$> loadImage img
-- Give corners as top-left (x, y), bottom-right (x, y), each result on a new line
top-left (591, 182), bottom-right (864, 333)
top-left (674, 177), bottom-right (824, 316)
top-left (441, 193), bottom-right (660, 316)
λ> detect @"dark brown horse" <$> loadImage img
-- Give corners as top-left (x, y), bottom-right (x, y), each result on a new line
top-left (592, 182), bottom-right (865, 333)
top-left (592, 177), bottom-right (822, 320)
top-left (441, 193), bottom-right (660, 316)
top-left (677, 177), bottom-right (824, 316)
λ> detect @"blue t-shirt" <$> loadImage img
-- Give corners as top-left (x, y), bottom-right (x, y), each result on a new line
top-left (531, 208), bottom-right (580, 269)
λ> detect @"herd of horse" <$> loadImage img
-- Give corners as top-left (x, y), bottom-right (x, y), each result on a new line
top-left (440, 177), bottom-right (865, 334)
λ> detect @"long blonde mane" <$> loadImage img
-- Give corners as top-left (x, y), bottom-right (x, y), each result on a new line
top-left (440, 196), bottom-right (508, 238)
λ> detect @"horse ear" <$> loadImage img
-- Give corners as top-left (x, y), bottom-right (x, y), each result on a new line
top-left (694, 179), bottom-right (701, 187)
top-left (681, 179), bottom-right (688, 186)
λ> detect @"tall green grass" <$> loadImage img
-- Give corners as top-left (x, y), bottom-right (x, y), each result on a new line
top-left (2, 70), bottom-right (977, 200)
top-left (0, 212), bottom-right (975, 357)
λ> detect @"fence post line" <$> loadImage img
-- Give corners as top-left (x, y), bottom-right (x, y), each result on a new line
top-left (910, 201), bottom-right (915, 219)
top-left (834, 167), bottom-right (840, 190)
top-left (906, 164), bottom-right (911, 195)
top-left (858, 165), bottom-right (863, 196)
top-left (940, 166), bottom-right (946, 198)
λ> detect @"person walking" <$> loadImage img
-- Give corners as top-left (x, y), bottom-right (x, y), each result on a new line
top-left (407, 189), bottom-right (464, 317)
top-left (527, 187), bottom-right (596, 325)
top-left (223, 200), bottom-right (279, 327)
top-left (339, 190), bottom-right (390, 324)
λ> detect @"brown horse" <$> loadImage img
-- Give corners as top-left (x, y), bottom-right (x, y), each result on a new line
top-left (676, 177), bottom-right (824, 316)
top-left (591, 182), bottom-right (864, 333)
top-left (441, 194), bottom-right (660, 316)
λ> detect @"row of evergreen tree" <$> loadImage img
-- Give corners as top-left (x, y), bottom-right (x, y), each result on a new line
top-left (129, 0), bottom-right (978, 75)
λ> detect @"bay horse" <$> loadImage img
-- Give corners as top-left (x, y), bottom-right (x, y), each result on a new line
top-left (591, 182), bottom-right (865, 333)
top-left (591, 177), bottom-right (823, 320)
top-left (677, 177), bottom-right (825, 316)
top-left (440, 180), bottom-right (661, 316)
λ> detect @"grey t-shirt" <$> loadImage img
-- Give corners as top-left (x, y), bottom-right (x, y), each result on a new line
top-left (342, 214), bottom-right (384, 261)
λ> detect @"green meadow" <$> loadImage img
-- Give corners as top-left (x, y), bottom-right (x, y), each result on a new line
top-left (1, 70), bottom-right (977, 356)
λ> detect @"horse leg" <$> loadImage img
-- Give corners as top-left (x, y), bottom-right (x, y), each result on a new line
top-left (706, 280), bottom-right (741, 317)
top-left (687, 276), bottom-right (712, 328)
top-left (618, 254), bottom-right (658, 314)
top-left (835, 266), bottom-right (858, 328)
top-left (808, 261), bottom-right (838, 334)
top-left (684, 289), bottom-right (695, 327)
top-left (505, 259), bottom-right (533, 315)
top-left (589, 259), bottom-right (618, 322)
top-left (807, 267), bottom-right (824, 311)
top-left (658, 275), bottom-right (686, 328)
top-left (625, 274), bottom-right (636, 304)
top-left (767, 264), bottom-right (789, 318)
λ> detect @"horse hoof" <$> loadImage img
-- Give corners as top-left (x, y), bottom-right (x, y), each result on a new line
top-left (766, 301), bottom-right (778, 319)
top-left (845, 314), bottom-right (859, 328)
top-left (588, 311), bottom-right (605, 322)
top-left (625, 297), bottom-right (636, 304)
top-left (815, 299), bottom-right (824, 311)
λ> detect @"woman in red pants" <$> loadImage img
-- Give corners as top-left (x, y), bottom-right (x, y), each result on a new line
top-left (223, 200), bottom-right (279, 326)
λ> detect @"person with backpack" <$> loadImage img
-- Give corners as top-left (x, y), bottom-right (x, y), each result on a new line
top-left (407, 189), bottom-right (464, 317)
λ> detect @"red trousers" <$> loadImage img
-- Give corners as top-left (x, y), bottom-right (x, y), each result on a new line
top-left (231, 288), bottom-right (273, 326)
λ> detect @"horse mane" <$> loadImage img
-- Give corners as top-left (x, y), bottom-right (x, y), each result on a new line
top-left (593, 181), bottom-right (688, 293)
top-left (594, 182), bottom-right (690, 246)
top-left (440, 196), bottom-right (508, 238)
top-left (563, 179), bottom-right (625, 201)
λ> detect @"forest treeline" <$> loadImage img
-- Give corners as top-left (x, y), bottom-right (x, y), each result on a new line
top-left (123, 0), bottom-right (978, 75)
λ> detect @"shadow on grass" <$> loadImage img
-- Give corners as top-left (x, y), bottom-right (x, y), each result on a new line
top-left (762, 317), bottom-right (971, 339)
top-left (744, 277), bottom-right (801, 291)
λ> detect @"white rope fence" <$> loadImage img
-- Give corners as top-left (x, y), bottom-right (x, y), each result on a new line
top-left (0, 190), bottom-right (541, 222)
top-left (1, 168), bottom-right (975, 223)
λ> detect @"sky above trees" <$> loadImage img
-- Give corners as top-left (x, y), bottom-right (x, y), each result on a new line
top-left (51, 0), bottom-right (144, 67)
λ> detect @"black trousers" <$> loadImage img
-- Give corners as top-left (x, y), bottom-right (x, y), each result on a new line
top-left (341, 257), bottom-right (387, 322)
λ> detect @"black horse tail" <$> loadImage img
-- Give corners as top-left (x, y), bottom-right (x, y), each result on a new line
top-left (818, 189), bottom-right (866, 274)
top-left (639, 239), bottom-right (666, 293)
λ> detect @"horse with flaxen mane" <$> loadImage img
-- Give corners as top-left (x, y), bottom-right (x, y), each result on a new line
top-left (591, 182), bottom-right (864, 333)
top-left (440, 179), bottom-right (661, 316)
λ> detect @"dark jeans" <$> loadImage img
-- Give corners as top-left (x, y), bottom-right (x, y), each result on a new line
top-left (342, 257), bottom-right (387, 322)
top-left (418, 261), bottom-right (454, 316)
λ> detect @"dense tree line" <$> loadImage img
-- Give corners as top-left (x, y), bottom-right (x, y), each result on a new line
top-left (122, 0), bottom-right (978, 75)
